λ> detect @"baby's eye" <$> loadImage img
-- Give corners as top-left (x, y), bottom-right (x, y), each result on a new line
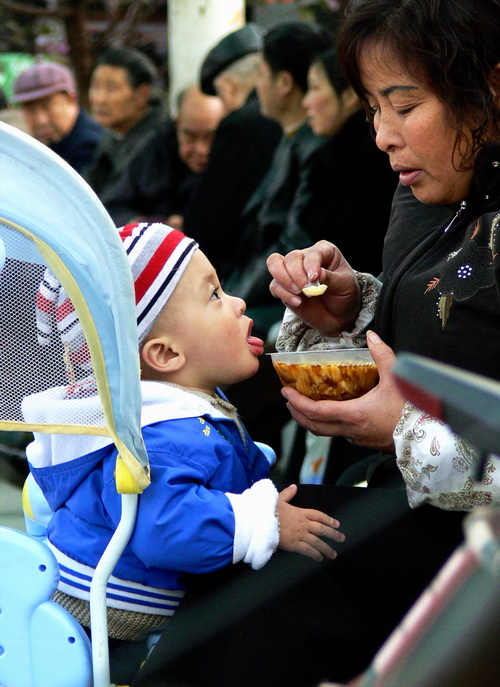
top-left (210, 287), bottom-right (221, 300)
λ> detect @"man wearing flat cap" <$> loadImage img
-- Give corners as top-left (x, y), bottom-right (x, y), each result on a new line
top-left (182, 24), bottom-right (282, 280)
top-left (12, 61), bottom-right (103, 174)
top-left (222, 21), bottom-right (333, 339)
top-left (199, 23), bottom-right (263, 104)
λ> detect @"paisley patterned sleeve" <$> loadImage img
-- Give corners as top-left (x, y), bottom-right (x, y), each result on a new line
top-left (394, 402), bottom-right (500, 511)
top-left (275, 271), bottom-right (381, 352)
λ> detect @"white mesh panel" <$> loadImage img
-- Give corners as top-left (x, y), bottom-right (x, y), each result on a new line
top-left (0, 221), bottom-right (107, 433)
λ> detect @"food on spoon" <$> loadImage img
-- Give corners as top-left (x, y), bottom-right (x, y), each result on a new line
top-left (302, 283), bottom-right (327, 296)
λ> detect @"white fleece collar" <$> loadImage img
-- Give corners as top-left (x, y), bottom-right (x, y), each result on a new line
top-left (25, 381), bottom-right (229, 468)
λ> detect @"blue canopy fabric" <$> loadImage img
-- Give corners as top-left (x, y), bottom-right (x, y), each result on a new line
top-left (0, 121), bottom-right (149, 491)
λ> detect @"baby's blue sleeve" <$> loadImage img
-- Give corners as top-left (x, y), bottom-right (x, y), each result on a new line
top-left (127, 454), bottom-right (236, 574)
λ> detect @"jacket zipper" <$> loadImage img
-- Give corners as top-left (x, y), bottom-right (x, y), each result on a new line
top-left (444, 200), bottom-right (467, 233)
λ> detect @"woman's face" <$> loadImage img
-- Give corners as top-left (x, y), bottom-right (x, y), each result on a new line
top-left (359, 46), bottom-right (475, 204)
top-left (302, 63), bottom-right (342, 138)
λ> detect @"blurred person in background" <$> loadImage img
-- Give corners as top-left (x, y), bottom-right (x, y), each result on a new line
top-left (85, 47), bottom-right (164, 209)
top-left (11, 61), bottom-right (102, 174)
top-left (103, 84), bottom-right (225, 228)
top-left (183, 24), bottom-right (282, 279)
top-left (222, 21), bottom-right (332, 340)
top-left (299, 47), bottom-right (398, 277)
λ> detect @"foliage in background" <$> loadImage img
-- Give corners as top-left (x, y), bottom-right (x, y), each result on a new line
top-left (0, 0), bottom-right (166, 107)
top-left (0, 0), bottom-right (348, 107)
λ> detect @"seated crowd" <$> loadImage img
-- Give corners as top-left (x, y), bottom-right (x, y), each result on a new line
top-left (9, 21), bottom-right (398, 343)
top-left (8, 22), bottom-right (398, 460)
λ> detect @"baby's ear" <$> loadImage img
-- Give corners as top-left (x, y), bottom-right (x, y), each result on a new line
top-left (141, 336), bottom-right (185, 375)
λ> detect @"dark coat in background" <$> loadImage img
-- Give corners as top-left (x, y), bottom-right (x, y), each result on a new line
top-left (84, 104), bottom-right (165, 218)
top-left (102, 119), bottom-right (199, 227)
top-left (182, 91), bottom-right (282, 280)
top-left (223, 122), bottom-right (325, 337)
top-left (50, 108), bottom-right (103, 175)
top-left (295, 110), bottom-right (399, 277)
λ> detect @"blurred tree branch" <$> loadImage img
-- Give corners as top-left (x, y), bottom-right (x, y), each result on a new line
top-left (0, 0), bottom-right (165, 107)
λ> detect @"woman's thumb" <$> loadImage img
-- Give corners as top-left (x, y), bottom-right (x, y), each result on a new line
top-left (366, 330), bottom-right (396, 372)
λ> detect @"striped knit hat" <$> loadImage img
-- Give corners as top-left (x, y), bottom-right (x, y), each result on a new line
top-left (120, 222), bottom-right (198, 343)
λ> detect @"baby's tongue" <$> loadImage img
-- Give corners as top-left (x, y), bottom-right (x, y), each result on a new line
top-left (247, 335), bottom-right (264, 356)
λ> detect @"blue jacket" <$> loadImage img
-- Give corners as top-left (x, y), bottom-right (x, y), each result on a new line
top-left (27, 382), bottom-right (272, 617)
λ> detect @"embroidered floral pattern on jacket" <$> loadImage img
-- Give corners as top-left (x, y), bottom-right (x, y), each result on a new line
top-left (425, 213), bottom-right (498, 328)
top-left (394, 402), bottom-right (499, 511)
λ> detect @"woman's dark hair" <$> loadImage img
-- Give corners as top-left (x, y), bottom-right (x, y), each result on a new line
top-left (312, 48), bottom-right (348, 95)
top-left (337, 0), bottom-right (500, 161)
top-left (263, 22), bottom-right (333, 93)
top-left (95, 47), bottom-right (157, 88)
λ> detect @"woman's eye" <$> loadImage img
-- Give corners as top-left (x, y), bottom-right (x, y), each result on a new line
top-left (396, 104), bottom-right (415, 116)
top-left (210, 287), bottom-right (221, 300)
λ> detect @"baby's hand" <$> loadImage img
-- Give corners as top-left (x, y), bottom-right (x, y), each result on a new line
top-left (276, 484), bottom-right (345, 562)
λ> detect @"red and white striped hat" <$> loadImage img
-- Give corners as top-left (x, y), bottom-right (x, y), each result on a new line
top-left (119, 222), bottom-right (198, 343)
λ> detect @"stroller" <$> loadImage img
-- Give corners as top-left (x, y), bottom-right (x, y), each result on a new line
top-left (0, 120), bottom-right (150, 687)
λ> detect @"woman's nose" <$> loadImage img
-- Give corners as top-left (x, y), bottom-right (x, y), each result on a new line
top-left (374, 111), bottom-right (403, 153)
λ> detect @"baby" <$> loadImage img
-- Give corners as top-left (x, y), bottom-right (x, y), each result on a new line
top-left (27, 222), bottom-right (344, 645)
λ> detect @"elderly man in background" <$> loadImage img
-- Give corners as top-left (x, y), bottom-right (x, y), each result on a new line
top-left (11, 61), bottom-right (103, 174)
top-left (85, 47), bottom-right (164, 208)
top-left (207, 21), bottom-right (332, 462)
top-left (223, 21), bottom-right (332, 338)
top-left (182, 23), bottom-right (282, 278)
top-left (103, 84), bottom-right (225, 228)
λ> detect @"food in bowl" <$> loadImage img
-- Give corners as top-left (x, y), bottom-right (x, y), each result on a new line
top-left (270, 349), bottom-right (378, 401)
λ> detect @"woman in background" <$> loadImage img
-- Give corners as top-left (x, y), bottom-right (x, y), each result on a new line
top-left (297, 47), bottom-right (398, 277)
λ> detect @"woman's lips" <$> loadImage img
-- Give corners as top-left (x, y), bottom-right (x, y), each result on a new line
top-left (398, 169), bottom-right (422, 186)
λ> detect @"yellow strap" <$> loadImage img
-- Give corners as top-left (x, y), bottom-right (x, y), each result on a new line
top-left (21, 478), bottom-right (34, 521)
top-left (115, 455), bottom-right (143, 494)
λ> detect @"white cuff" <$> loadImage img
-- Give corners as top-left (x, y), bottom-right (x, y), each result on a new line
top-left (226, 479), bottom-right (279, 570)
